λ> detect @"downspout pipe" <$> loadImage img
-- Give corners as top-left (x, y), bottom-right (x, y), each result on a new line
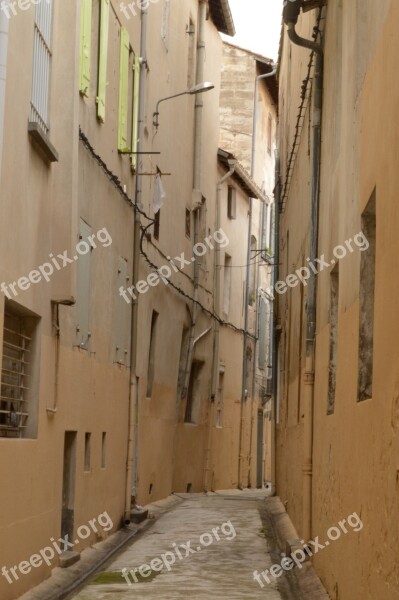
top-left (283, 0), bottom-right (323, 55)
top-left (240, 63), bottom-right (277, 488)
top-left (271, 154), bottom-right (281, 495)
top-left (302, 48), bottom-right (323, 543)
top-left (238, 193), bottom-right (252, 488)
top-left (0, 1), bottom-right (9, 180)
top-left (203, 160), bottom-right (236, 491)
top-left (182, 0), bottom-right (207, 399)
top-left (284, 4), bottom-right (323, 541)
top-left (247, 64), bottom-right (277, 487)
top-left (211, 159), bottom-right (236, 399)
top-left (125, 5), bottom-right (148, 524)
top-left (251, 65), bottom-right (277, 176)
top-left (287, 22), bottom-right (323, 55)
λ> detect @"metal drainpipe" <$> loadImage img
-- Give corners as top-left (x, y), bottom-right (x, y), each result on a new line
top-left (125, 5), bottom-right (148, 524)
top-left (182, 0), bottom-right (207, 400)
top-left (283, 7), bottom-right (323, 541)
top-left (238, 194), bottom-right (252, 488)
top-left (240, 64), bottom-right (277, 488)
top-left (271, 154), bottom-right (281, 495)
top-left (0, 1), bottom-right (9, 180)
top-left (203, 160), bottom-right (236, 491)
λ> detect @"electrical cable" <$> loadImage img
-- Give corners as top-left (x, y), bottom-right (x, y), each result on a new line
top-left (79, 128), bottom-right (256, 340)
top-left (280, 7), bottom-right (323, 212)
top-left (79, 127), bottom-right (155, 223)
top-left (139, 226), bottom-right (256, 338)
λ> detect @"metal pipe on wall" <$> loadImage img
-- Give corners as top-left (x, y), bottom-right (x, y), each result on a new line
top-left (182, 0), bottom-right (207, 401)
top-left (302, 48), bottom-right (323, 542)
top-left (203, 160), bottom-right (236, 491)
top-left (0, 0), bottom-right (10, 180)
top-left (241, 63), bottom-right (277, 488)
top-left (271, 154), bottom-right (281, 494)
top-left (283, 2), bottom-right (323, 540)
top-left (238, 194), bottom-right (252, 488)
top-left (125, 5), bottom-right (148, 523)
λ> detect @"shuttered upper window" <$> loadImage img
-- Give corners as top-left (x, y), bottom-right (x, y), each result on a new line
top-left (96, 0), bottom-right (110, 121)
top-left (30, 0), bottom-right (53, 135)
top-left (118, 27), bottom-right (140, 164)
top-left (118, 27), bottom-right (130, 152)
top-left (131, 54), bottom-right (140, 169)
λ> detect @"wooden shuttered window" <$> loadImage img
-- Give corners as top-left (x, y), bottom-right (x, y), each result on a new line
top-left (118, 27), bottom-right (130, 151)
top-left (96, 0), bottom-right (110, 121)
top-left (131, 54), bottom-right (140, 168)
top-left (80, 0), bottom-right (92, 96)
top-left (118, 27), bottom-right (140, 160)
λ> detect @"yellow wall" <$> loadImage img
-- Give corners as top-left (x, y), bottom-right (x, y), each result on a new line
top-left (277, 1), bottom-right (399, 598)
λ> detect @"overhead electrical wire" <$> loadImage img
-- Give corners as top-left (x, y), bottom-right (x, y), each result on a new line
top-left (79, 128), bottom-right (256, 340)
top-left (279, 7), bottom-right (323, 212)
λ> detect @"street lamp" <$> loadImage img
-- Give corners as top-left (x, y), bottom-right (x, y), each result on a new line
top-left (153, 82), bottom-right (215, 129)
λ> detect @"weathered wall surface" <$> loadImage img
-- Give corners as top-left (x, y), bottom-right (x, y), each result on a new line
top-left (277, 1), bottom-right (399, 598)
top-left (219, 42), bottom-right (278, 489)
top-left (0, 1), bottom-right (233, 598)
top-left (0, 1), bottom-right (135, 598)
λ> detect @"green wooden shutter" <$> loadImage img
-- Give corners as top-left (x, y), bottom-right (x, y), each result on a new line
top-left (96, 0), bottom-right (110, 122)
top-left (80, 0), bottom-right (92, 96)
top-left (118, 27), bottom-right (130, 152)
top-left (131, 54), bottom-right (140, 169)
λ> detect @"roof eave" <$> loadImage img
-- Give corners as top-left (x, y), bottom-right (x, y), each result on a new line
top-left (218, 149), bottom-right (268, 203)
top-left (209, 0), bottom-right (236, 37)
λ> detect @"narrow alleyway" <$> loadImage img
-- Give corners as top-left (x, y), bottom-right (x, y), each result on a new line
top-left (69, 491), bottom-right (299, 600)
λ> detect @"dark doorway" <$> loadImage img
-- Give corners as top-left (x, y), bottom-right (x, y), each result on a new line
top-left (61, 431), bottom-right (77, 543)
top-left (256, 411), bottom-right (264, 488)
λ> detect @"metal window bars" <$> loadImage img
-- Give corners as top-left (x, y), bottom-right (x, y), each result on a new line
top-left (0, 314), bottom-right (31, 438)
top-left (30, 0), bottom-right (53, 136)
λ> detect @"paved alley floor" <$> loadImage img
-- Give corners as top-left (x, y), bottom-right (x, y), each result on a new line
top-left (69, 490), bottom-right (294, 600)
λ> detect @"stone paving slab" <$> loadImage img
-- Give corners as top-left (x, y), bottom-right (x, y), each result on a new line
top-left (71, 491), bottom-right (283, 600)
top-left (18, 496), bottom-right (183, 600)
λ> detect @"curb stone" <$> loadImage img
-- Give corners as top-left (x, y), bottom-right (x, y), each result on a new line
top-left (17, 495), bottom-right (183, 600)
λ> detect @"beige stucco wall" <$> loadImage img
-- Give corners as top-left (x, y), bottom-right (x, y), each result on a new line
top-left (135, 0), bottom-right (226, 502)
top-left (0, 1), bottom-right (134, 597)
top-left (277, 1), bottom-right (399, 598)
top-left (219, 42), bottom-right (278, 489)
top-left (0, 0), bottom-right (278, 596)
top-left (0, 0), bottom-right (235, 598)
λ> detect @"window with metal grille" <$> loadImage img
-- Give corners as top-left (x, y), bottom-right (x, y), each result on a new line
top-left (0, 312), bottom-right (32, 438)
top-left (30, 0), bottom-right (53, 135)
